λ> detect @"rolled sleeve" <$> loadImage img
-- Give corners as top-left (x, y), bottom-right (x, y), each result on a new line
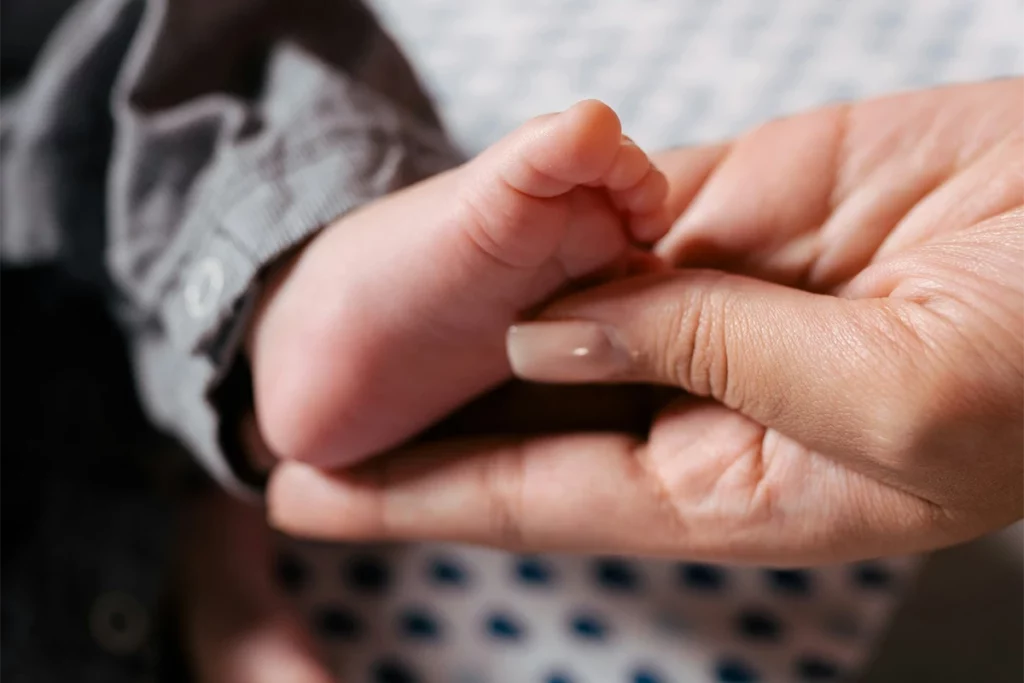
top-left (2, 0), bottom-right (464, 492)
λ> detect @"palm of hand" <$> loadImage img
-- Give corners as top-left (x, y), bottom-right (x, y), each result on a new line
top-left (639, 79), bottom-right (1022, 560)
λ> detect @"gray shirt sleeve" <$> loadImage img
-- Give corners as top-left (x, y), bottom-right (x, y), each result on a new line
top-left (1, 0), bottom-right (464, 492)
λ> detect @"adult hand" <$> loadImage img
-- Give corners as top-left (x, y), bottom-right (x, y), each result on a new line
top-left (267, 80), bottom-right (1023, 565)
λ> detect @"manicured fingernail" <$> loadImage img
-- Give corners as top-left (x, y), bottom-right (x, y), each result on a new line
top-left (506, 321), bottom-right (633, 382)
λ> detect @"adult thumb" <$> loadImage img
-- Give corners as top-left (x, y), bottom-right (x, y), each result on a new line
top-left (507, 269), bottom-right (931, 465)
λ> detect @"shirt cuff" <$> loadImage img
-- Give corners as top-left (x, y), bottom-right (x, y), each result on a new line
top-left (135, 119), bottom-right (464, 496)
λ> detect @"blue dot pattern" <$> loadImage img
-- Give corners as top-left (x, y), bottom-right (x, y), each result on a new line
top-left (429, 555), bottom-right (470, 587)
top-left (680, 563), bottom-right (728, 592)
top-left (715, 657), bottom-right (760, 683)
top-left (851, 562), bottom-right (895, 591)
top-left (516, 556), bottom-right (556, 586)
top-left (546, 672), bottom-right (574, 683)
top-left (344, 555), bottom-right (391, 595)
top-left (594, 558), bottom-right (642, 592)
top-left (796, 655), bottom-right (843, 680)
top-left (312, 605), bottom-right (362, 641)
top-left (765, 569), bottom-right (814, 597)
top-left (275, 551), bottom-right (311, 594)
top-left (569, 612), bottom-right (610, 641)
top-left (632, 666), bottom-right (667, 683)
top-left (372, 657), bottom-right (419, 683)
top-left (279, 540), bottom-right (918, 682)
top-left (399, 607), bottom-right (443, 641)
top-left (486, 612), bottom-right (526, 642)
top-left (735, 608), bottom-right (784, 642)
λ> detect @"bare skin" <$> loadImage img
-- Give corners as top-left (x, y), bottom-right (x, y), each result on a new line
top-left (249, 100), bottom-right (668, 469)
top-left (268, 80), bottom-right (1024, 565)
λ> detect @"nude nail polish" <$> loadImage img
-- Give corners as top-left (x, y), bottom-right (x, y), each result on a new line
top-left (506, 321), bottom-right (633, 382)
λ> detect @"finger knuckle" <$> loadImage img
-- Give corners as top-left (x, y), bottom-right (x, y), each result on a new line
top-left (664, 274), bottom-right (733, 401)
top-left (482, 443), bottom-right (528, 547)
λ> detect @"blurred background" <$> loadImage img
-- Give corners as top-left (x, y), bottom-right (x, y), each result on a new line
top-left (367, 0), bottom-right (1023, 152)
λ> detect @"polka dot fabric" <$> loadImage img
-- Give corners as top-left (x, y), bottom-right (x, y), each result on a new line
top-left (277, 540), bottom-right (918, 683)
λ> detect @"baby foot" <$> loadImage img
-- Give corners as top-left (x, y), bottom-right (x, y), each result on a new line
top-left (252, 100), bottom-right (668, 466)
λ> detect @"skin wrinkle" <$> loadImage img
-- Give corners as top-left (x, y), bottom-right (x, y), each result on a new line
top-left (631, 439), bottom-right (694, 550)
top-left (659, 108), bottom-right (849, 290)
top-left (457, 179), bottom-right (555, 272)
top-left (553, 190), bottom-right (620, 280)
top-left (456, 214), bottom-right (583, 327)
top-left (806, 91), bottom-right (1024, 294)
top-left (907, 261), bottom-right (1017, 363)
top-left (364, 446), bottom-right (396, 540)
top-left (483, 438), bottom-right (528, 548)
top-left (662, 271), bottom-right (730, 400)
top-left (658, 142), bottom-right (732, 229)
top-left (813, 94), bottom-right (988, 292)
top-left (732, 109), bottom-right (847, 284)
top-left (708, 287), bottom-right (733, 410)
top-left (825, 102), bottom-right (855, 212)
top-left (946, 252), bottom-right (1024, 344)
top-left (662, 143), bottom-right (744, 249)
top-left (757, 436), bottom-right (851, 552)
top-left (803, 102), bottom-right (852, 290)
top-left (949, 152), bottom-right (1024, 242)
top-left (874, 127), bottom-right (1023, 261)
top-left (796, 446), bottom-right (951, 561)
top-left (814, 166), bottom-right (950, 293)
top-left (683, 287), bottom-right (718, 399)
top-left (642, 403), bottom-right (775, 549)
top-left (712, 431), bottom-right (776, 529)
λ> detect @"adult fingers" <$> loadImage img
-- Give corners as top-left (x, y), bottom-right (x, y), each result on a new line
top-left (505, 269), bottom-right (938, 472)
top-left (266, 398), bottom-right (946, 564)
top-left (652, 80), bottom-right (1020, 290)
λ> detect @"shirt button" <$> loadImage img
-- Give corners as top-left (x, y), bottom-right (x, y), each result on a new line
top-left (89, 591), bottom-right (149, 655)
top-left (184, 257), bottom-right (224, 318)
